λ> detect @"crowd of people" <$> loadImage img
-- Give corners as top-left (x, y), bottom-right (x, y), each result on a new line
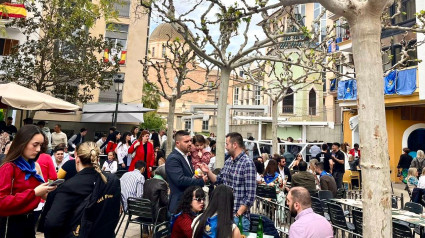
top-left (0, 119), bottom-right (351, 238)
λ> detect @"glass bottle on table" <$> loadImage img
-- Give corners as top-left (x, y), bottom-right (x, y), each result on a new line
top-left (257, 216), bottom-right (263, 238)
top-left (238, 216), bottom-right (244, 233)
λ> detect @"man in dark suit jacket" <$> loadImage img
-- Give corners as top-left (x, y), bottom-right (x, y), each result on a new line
top-left (276, 155), bottom-right (292, 182)
top-left (165, 130), bottom-right (206, 214)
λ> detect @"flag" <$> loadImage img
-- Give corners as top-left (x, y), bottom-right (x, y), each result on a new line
top-left (0, 3), bottom-right (27, 18)
top-left (103, 49), bottom-right (109, 63)
top-left (119, 50), bottom-right (126, 65)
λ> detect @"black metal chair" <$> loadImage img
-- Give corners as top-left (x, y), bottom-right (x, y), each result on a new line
top-left (327, 202), bottom-right (355, 232)
top-left (351, 209), bottom-right (363, 236)
top-left (404, 202), bottom-right (423, 214)
top-left (249, 214), bottom-right (279, 238)
top-left (318, 190), bottom-right (334, 200)
top-left (115, 169), bottom-right (127, 179)
top-left (153, 221), bottom-right (171, 238)
top-left (392, 197), bottom-right (398, 209)
top-left (405, 184), bottom-right (412, 202)
top-left (256, 185), bottom-right (277, 200)
top-left (336, 188), bottom-right (346, 199)
top-left (121, 197), bottom-right (167, 238)
top-left (115, 198), bottom-right (128, 236)
top-left (311, 196), bottom-right (331, 221)
top-left (393, 220), bottom-right (413, 238)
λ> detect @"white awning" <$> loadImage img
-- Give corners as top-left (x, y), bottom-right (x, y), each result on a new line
top-left (181, 114), bottom-right (210, 121)
top-left (81, 103), bottom-right (154, 123)
top-left (233, 116), bottom-right (288, 122)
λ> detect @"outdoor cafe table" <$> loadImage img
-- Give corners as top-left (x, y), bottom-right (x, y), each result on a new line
top-left (332, 199), bottom-right (425, 233)
top-left (331, 199), bottom-right (363, 209)
top-left (242, 232), bottom-right (274, 238)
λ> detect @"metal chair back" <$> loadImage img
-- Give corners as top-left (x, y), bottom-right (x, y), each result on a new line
top-left (311, 196), bottom-right (325, 216)
top-left (351, 209), bottom-right (363, 235)
top-left (153, 221), bottom-right (171, 238)
top-left (127, 197), bottom-right (154, 222)
top-left (327, 202), bottom-right (349, 230)
top-left (256, 185), bottom-right (277, 200)
top-left (115, 170), bottom-right (127, 179)
top-left (392, 197), bottom-right (398, 209)
top-left (318, 190), bottom-right (334, 200)
top-left (336, 188), bottom-right (346, 199)
top-left (393, 220), bottom-right (413, 238)
top-left (404, 202), bottom-right (423, 214)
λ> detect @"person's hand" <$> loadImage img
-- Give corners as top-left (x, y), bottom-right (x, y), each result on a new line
top-left (121, 163), bottom-right (126, 168)
top-left (149, 167), bottom-right (152, 172)
top-left (134, 141), bottom-right (140, 148)
top-left (202, 175), bottom-right (208, 183)
top-left (199, 163), bottom-right (210, 173)
top-left (34, 182), bottom-right (56, 197)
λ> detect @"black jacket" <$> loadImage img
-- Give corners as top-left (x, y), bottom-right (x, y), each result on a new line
top-left (41, 168), bottom-right (121, 238)
top-left (165, 149), bottom-right (204, 214)
top-left (143, 177), bottom-right (168, 222)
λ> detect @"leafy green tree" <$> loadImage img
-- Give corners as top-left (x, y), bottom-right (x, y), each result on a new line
top-left (140, 111), bottom-right (165, 130)
top-left (0, 0), bottom-right (122, 103)
top-left (142, 82), bottom-right (161, 110)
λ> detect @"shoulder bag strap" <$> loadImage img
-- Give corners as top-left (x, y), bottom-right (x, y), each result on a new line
top-left (5, 164), bottom-right (15, 237)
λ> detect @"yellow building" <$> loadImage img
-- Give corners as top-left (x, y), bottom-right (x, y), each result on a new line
top-left (332, 0), bottom-right (425, 182)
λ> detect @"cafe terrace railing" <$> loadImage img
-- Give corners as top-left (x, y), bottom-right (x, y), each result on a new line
top-left (252, 195), bottom-right (362, 238)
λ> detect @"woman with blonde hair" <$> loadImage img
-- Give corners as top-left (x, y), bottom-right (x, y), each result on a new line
top-left (41, 142), bottom-right (121, 237)
top-left (406, 167), bottom-right (419, 191)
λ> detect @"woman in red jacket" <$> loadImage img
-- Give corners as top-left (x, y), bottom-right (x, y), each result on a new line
top-left (128, 130), bottom-right (154, 178)
top-left (105, 131), bottom-right (121, 154)
top-left (0, 125), bottom-right (55, 238)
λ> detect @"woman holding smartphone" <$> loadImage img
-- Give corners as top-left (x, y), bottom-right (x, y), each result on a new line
top-left (0, 125), bottom-right (55, 238)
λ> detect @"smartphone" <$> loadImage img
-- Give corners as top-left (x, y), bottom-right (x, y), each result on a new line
top-left (48, 179), bottom-right (65, 186)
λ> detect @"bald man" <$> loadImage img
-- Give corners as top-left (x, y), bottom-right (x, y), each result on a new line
top-left (287, 187), bottom-right (333, 238)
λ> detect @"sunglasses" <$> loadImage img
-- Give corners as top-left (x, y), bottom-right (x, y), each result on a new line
top-left (193, 197), bottom-right (206, 202)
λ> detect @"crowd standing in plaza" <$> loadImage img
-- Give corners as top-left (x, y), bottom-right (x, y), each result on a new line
top-left (0, 117), bottom-right (395, 238)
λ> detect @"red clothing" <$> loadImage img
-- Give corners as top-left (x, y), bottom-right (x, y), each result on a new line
top-left (105, 141), bottom-right (118, 154)
top-left (171, 213), bottom-right (194, 238)
top-left (0, 162), bottom-right (42, 216)
top-left (190, 147), bottom-right (212, 170)
top-left (128, 141), bottom-right (155, 178)
top-left (37, 153), bottom-right (58, 182)
top-left (349, 148), bottom-right (361, 159)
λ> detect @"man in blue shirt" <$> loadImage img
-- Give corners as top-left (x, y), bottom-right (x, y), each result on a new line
top-left (200, 132), bottom-right (256, 232)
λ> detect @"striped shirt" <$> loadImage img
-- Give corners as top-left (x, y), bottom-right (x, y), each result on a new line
top-left (215, 152), bottom-right (256, 217)
top-left (120, 169), bottom-right (145, 211)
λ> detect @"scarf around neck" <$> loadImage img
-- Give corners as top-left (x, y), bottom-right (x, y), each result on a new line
top-left (14, 156), bottom-right (45, 183)
top-left (264, 172), bottom-right (279, 184)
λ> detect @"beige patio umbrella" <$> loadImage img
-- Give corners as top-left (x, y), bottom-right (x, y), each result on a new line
top-left (0, 82), bottom-right (80, 112)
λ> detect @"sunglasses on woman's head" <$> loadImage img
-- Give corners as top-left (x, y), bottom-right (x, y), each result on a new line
top-left (193, 197), bottom-right (205, 202)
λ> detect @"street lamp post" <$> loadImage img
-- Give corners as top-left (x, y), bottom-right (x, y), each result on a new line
top-left (113, 75), bottom-right (124, 127)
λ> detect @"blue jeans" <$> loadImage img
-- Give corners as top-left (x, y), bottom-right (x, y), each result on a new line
top-left (233, 215), bottom-right (250, 232)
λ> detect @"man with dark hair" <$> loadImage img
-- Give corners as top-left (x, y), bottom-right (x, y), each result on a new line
top-left (67, 128), bottom-right (87, 152)
top-left (200, 132), bottom-right (256, 232)
top-left (51, 124), bottom-right (67, 149)
top-left (291, 161), bottom-right (317, 196)
top-left (276, 156), bottom-right (291, 182)
top-left (315, 162), bottom-right (337, 197)
top-left (349, 143), bottom-right (361, 170)
top-left (316, 144), bottom-right (333, 174)
top-left (51, 146), bottom-right (67, 172)
top-left (23, 117), bottom-right (33, 125)
top-left (287, 187), bottom-right (333, 238)
top-left (331, 142), bottom-right (345, 189)
top-left (120, 160), bottom-right (146, 211)
top-left (5, 116), bottom-right (17, 134)
top-left (165, 130), bottom-right (206, 214)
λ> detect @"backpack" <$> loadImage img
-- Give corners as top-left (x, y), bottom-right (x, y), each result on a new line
top-left (69, 173), bottom-right (121, 238)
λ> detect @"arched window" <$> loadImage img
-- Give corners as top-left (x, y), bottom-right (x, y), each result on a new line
top-left (282, 88), bottom-right (294, 114)
top-left (309, 88), bottom-right (316, 115)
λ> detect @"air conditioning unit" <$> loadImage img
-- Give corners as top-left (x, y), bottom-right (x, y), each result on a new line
top-left (341, 52), bottom-right (354, 64)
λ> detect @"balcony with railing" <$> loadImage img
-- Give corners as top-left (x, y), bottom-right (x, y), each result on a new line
top-left (282, 106), bottom-right (294, 114)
